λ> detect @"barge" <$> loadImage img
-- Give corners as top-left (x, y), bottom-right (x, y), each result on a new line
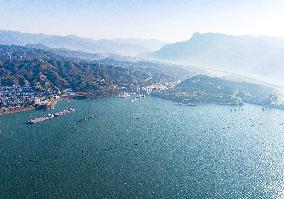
top-left (27, 108), bottom-right (75, 124)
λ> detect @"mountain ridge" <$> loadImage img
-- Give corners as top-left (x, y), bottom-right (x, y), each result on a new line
top-left (150, 32), bottom-right (284, 79)
top-left (0, 30), bottom-right (167, 56)
top-left (0, 45), bottom-right (173, 93)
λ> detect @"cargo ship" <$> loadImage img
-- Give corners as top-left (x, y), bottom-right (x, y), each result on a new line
top-left (27, 108), bottom-right (75, 124)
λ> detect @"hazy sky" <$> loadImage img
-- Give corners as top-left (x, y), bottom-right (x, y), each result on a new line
top-left (0, 0), bottom-right (284, 41)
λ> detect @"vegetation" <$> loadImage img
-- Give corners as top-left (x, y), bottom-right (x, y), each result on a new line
top-left (153, 75), bottom-right (283, 108)
top-left (1, 45), bottom-right (283, 109)
top-left (0, 45), bottom-right (170, 94)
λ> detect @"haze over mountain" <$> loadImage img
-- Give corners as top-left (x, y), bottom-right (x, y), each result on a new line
top-left (150, 33), bottom-right (284, 79)
top-left (0, 30), bottom-right (167, 56)
top-left (0, 44), bottom-right (177, 93)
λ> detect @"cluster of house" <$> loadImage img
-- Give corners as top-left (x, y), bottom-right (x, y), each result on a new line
top-left (0, 84), bottom-right (60, 109)
top-left (0, 85), bottom-right (38, 108)
top-left (141, 81), bottom-right (180, 94)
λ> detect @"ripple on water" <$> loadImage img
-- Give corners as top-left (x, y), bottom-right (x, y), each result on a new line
top-left (1, 97), bottom-right (284, 198)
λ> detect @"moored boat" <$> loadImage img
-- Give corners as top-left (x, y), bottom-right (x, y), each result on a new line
top-left (27, 108), bottom-right (75, 124)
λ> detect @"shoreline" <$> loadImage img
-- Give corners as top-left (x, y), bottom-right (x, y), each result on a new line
top-left (2, 92), bottom-right (284, 117)
top-left (0, 106), bottom-right (34, 116)
top-left (0, 95), bottom-right (74, 117)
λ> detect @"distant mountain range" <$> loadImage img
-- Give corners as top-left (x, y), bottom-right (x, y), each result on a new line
top-left (0, 30), bottom-right (167, 56)
top-left (150, 32), bottom-right (284, 79)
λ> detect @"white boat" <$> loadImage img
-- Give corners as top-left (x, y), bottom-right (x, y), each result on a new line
top-left (118, 92), bottom-right (130, 98)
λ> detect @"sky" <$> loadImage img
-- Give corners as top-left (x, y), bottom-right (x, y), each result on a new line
top-left (0, 0), bottom-right (284, 42)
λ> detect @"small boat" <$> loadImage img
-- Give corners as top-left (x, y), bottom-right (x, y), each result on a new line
top-left (78, 115), bottom-right (95, 123)
top-left (118, 92), bottom-right (130, 98)
top-left (185, 103), bottom-right (196, 107)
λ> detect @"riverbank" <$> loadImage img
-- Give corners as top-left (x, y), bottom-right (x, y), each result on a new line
top-left (0, 106), bottom-right (34, 116)
top-left (0, 96), bottom-right (63, 116)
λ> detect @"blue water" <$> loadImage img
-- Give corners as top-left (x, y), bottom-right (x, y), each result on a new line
top-left (1, 96), bottom-right (284, 198)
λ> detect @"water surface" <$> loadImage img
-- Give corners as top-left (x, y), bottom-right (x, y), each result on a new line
top-left (1, 97), bottom-right (284, 198)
